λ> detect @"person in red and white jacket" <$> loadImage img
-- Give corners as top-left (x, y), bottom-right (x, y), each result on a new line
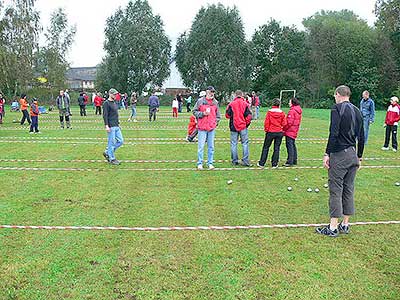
top-left (258, 98), bottom-right (287, 168)
top-left (382, 96), bottom-right (400, 152)
top-left (225, 90), bottom-right (252, 166)
top-left (94, 93), bottom-right (104, 115)
top-left (193, 86), bottom-right (221, 170)
top-left (283, 97), bottom-right (303, 166)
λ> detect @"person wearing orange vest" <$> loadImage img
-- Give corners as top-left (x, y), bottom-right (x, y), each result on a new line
top-left (19, 94), bottom-right (31, 125)
top-left (29, 98), bottom-right (40, 133)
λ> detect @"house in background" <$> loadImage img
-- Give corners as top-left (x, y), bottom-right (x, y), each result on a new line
top-left (162, 60), bottom-right (191, 96)
top-left (66, 67), bottom-right (97, 91)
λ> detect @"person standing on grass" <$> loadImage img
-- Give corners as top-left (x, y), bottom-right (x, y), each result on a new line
top-left (251, 91), bottom-right (260, 120)
top-left (103, 88), bottom-right (124, 165)
top-left (128, 92), bottom-right (138, 122)
top-left (172, 97), bottom-right (179, 118)
top-left (225, 90), bottom-right (252, 166)
top-left (148, 92), bottom-right (160, 122)
top-left (257, 98), bottom-right (287, 168)
top-left (29, 98), bottom-right (40, 134)
top-left (78, 92), bottom-right (87, 116)
top-left (19, 94), bottom-right (31, 126)
top-left (283, 97), bottom-right (302, 167)
top-left (381, 96), bottom-right (400, 152)
top-left (359, 90), bottom-right (375, 144)
top-left (94, 92), bottom-right (103, 115)
top-left (316, 85), bottom-right (364, 237)
top-left (0, 93), bottom-right (5, 124)
top-left (56, 90), bottom-right (71, 129)
top-left (193, 86), bottom-right (221, 170)
top-left (186, 94), bottom-right (192, 112)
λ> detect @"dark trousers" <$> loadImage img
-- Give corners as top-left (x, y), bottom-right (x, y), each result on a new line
top-left (384, 125), bottom-right (398, 150)
top-left (29, 116), bottom-right (39, 132)
top-left (328, 147), bottom-right (359, 218)
top-left (186, 103), bottom-right (191, 112)
top-left (79, 105), bottom-right (86, 116)
top-left (149, 107), bottom-right (157, 121)
top-left (21, 109), bottom-right (31, 125)
top-left (259, 132), bottom-right (283, 167)
top-left (285, 136), bottom-right (298, 165)
top-left (95, 106), bottom-right (102, 115)
top-left (178, 102), bottom-right (182, 113)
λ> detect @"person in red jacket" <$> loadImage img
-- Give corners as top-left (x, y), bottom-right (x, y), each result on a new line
top-left (94, 93), bottom-right (104, 115)
top-left (186, 115), bottom-right (198, 142)
top-left (382, 96), bottom-right (400, 152)
top-left (283, 97), bottom-right (303, 166)
top-left (226, 90), bottom-right (252, 166)
top-left (257, 98), bottom-right (287, 168)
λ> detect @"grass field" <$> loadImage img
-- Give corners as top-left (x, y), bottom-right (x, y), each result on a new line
top-left (1, 105), bottom-right (399, 300)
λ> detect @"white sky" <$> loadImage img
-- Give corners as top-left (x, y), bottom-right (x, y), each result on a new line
top-left (30, 0), bottom-right (377, 67)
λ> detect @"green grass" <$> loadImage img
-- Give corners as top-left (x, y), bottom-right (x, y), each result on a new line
top-left (1, 106), bottom-right (399, 299)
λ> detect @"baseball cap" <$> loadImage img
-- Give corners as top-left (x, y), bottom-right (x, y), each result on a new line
top-left (109, 88), bottom-right (118, 95)
top-left (206, 86), bottom-right (216, 92)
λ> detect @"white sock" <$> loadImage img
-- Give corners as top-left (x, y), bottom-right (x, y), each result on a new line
top-left (330, 225), bottom-right (338, 231)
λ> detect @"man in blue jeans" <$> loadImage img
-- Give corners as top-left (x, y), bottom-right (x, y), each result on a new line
top-left (226, 90), bottom-right (252, 166)
top-left (359, 90), bottom-right (375, 144)
top-left (193, 86), bottom-right (221, 170)
top-left (103, 88), bottom-right (124, 165)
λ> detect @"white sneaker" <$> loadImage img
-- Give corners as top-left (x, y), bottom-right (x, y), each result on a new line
top-left (381, 147), bottom-right (389, 151)
top-left (133, 119), bottom-right (138, 122)
top-left (197, 165), bottom-right (203, 170)
top-left (393, 149), bottom-right (398, 152)
top-left (208, 164), bottom-right (215, 170)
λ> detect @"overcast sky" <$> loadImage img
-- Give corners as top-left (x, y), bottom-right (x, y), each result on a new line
top-left (32, 0), bottom-right (377, 67)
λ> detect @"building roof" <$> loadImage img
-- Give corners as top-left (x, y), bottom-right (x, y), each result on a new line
top-left (66, 67), bottom-right (97, 81)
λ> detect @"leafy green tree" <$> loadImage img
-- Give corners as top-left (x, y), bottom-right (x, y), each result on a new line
top-left (97, 0), bottom-right (171, 93)
top-left (252, 19), bottom-right (308, 99)
top-left (35, 8), bottom-right (76, 88)
top-left (0, 0), bottom-right (40, 96)
top-left (175, 4), bottom-right (252, 98)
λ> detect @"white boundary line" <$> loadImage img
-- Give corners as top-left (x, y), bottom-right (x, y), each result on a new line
top-left (1, 221), bottom-right (399, 232)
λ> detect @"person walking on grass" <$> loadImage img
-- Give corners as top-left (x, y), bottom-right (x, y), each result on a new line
top-left (56, 90), bottom-right (71, 129)
top-left (29, 98), bottom-right (40, 134)
top-left (193, 86), bottom-right (221, 170)
top-left (103, 88), bottom-right (124, 165)
top-left (19, 94), bottom-right (31, 126)
top-left (381, 96), bottom-right (400, 152)
top-left (359, 90), bottom-right (375, 144)
top-left (128, 92), bottom-right (138, 122)
top-left (283, 97), bottom-right (302, 167)
top-left (94, 92), bottom-right (103, 115)
top-left (316, 85), bottom-right (364, 237)
top-left (148, 92), bottom-right (160, 122)
top-left (226, 90), bottom-right (252, 166)
top-left (257, 98), bottom-right (287, 168)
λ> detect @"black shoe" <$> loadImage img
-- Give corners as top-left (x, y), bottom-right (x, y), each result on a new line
top-left (239, 160), bottom-right (252, 167)
top-left (232, 161), bottom-right (239, 166)
top-left (103, 151), bottom-right (110, 162)
top-left (315, 226), bottom-right (338, 237)
top-left (109, 159), bottom-right (121, 165)
top-left (338, 222), bottom-right (350, 234)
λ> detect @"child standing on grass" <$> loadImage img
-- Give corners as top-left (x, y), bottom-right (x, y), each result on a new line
top-left (382, 96), bottom-right (400, 152)
top-left (172, 97), bottom-right (179, 118)
top-left (258, 98), bottom-right (287, 168)
top-left (29, 98), bottom-right (40, 134)
top-left (186, 115), bottom-right (198, 142)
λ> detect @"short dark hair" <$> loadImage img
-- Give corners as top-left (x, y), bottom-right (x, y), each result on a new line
top-left (335, 85), bottom-right (351, 97)
top-left (272, 98), bottom-right (281, 107)
top-left (291, 97), bottom-right (300, 106)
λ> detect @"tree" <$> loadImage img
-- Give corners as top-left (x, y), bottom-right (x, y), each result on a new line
top-left (97, 0), bottom-right (171, 93)
top-left (0, 0), bottom-right (40, 96)
top-left (175, 4), bottom-right (252, 98)
top-left (35, 8), bottom-right (76, 88)
top-left (251, 19), bottom-right (308, 99)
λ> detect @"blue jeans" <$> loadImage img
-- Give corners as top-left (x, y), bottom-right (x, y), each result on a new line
top-left (230, 129), bottom-right (249, 165)
top-left (106, 127), bottom-right (124, 161)
top-left (363, 118), bottom-right (370, 144)
top-left (197, 129), bottom-right (215, 166)
top-left (130, 106), bottom-right (137, 118)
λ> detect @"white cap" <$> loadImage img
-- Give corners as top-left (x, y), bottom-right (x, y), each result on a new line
top-left (199, 91), bottom-right (206, 97)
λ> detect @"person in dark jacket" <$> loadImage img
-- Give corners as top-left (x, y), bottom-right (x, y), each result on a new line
top-left (56, 90), bottom-right (71, 129)
top-left (283, 98), bottom-right (302, 166)
top-left (78, 92), bottom-right (87, 116)
top-left (103, 88), bottom-right (124, 165)
top-left (225, 90), bottom-right (252, 166)
top-left (359, 90), bottom-right (375, 144)
top-left (148, 92), bottom-right (160, 121)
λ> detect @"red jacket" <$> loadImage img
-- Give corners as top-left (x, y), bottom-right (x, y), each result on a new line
top-left (187, 115), bottom-right (197, 135)
top-left (283, 105), bottom-right (302, 139)
top-left (251, 96), bottom-right (259, 107)
top-left (385, 103), bottom-right (400, 125)
top-left (264, 106), bottom-right (287, 133)
top-left (94, 95), bottom-right (103, 107)
top-left (225, 97), bottom-right (252, 132)
top-left (193, 97), bottom-right (221, 131)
